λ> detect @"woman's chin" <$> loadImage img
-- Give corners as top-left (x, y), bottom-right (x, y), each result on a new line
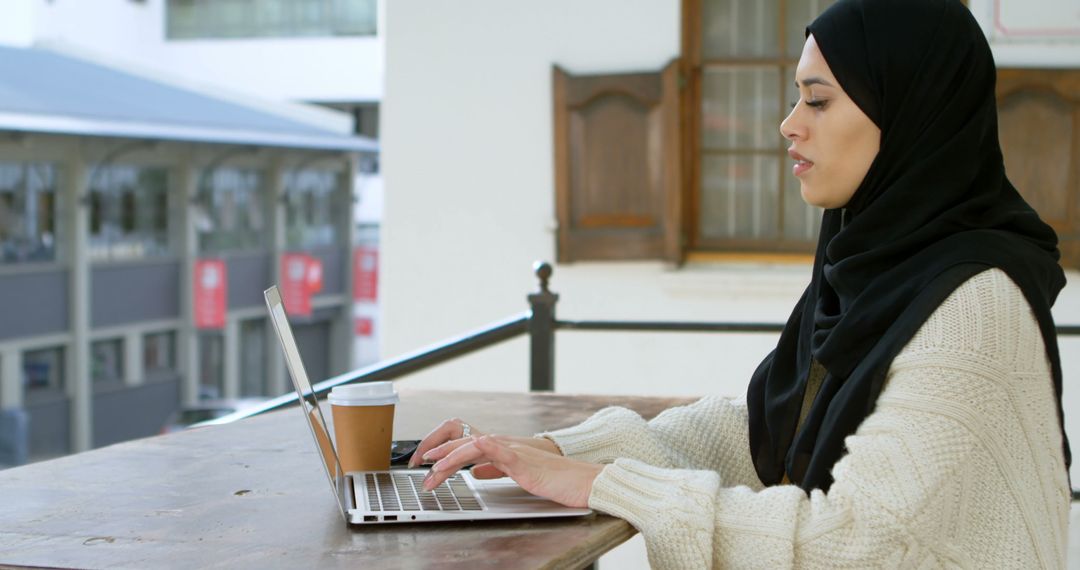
top-left (799, 185), bottom-right (846, 210)
top-left (799, 186), bottom-right (826, 209)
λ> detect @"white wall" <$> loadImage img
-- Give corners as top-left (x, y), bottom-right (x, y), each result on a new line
top-left (969, 0), bottom-right (1080, 67)
top-left (0, 0), bottom-right (36, 46)
top-left (21, 0), bottom-right (383, 103)
top-left (381, 0), bottom-right (685, 391)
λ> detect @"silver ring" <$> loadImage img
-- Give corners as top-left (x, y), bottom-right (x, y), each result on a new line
top-left (460, 421), bottom-right (471, 438)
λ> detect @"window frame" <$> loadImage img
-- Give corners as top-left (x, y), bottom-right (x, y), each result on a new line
top-left (681, 0), bottom-right (821, 256)
top-left (87, 163), bottom-right (173, 262)
top-left (0, 161), bottom-right (63, 266)
top-left (22, 345), bottom-right (67, 403)
top-left (194, 166), bottom-right (272, 255)
top-left (283, 167), bottom-right (346, 250)
top-left (165, 0), bottom-right (378, 40)
top-left (90, 337), bottom-right (125, 388)
top-left (143, 330), bottom-right (178, 382)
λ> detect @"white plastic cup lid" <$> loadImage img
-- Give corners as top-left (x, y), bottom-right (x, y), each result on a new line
top-left (328, 382), bottom-right (399, 406)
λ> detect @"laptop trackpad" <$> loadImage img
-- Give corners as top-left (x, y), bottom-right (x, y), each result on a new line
top-left (471, 476), bottom-right (579, 511)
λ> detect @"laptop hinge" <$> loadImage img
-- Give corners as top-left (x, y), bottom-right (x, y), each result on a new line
top-left (344, 474), bottom-right (357, 511)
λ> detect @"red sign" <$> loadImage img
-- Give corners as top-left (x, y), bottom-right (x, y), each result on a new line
top-left (355, 317), bottom-right (374, 337)
top-left (281, 253), bottom-right (324, 317)
top-left (306, 256), bottom-right (324, 295)
top-left (194, 258), bottom-right (227, 329)
top-left (353, 246), bottom-right (378, 302)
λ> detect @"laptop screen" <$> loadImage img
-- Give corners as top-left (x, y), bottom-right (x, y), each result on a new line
top-left (264, 285), bottom-right (348, 521)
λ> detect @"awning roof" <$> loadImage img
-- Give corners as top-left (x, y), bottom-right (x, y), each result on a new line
top-left (0, 45), bottom-right (377, 153)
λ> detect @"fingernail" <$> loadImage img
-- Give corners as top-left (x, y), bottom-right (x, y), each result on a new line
top-left (422, 452), bottom-right (433, 461)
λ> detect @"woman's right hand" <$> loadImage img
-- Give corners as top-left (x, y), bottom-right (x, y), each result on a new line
top-left (408, 417), bottom-right (561, 470)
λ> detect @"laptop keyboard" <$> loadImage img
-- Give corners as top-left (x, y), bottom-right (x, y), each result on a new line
top-left (364, 472), bottom-right (483, 512)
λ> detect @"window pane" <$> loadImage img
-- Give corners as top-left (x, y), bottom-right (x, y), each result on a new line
top-left (195, 168), bottom-right (268, 253)
top-left (198, 334), bottom-right (224, 400)
top-left (91, 339), bottom-right (124, 384)
top-left (240, 318), bottom-right (267, 397)
top-left (0, 162), bottom-right (60, 264)
top-left (785, 0), bottom-right (838, 59)
top-left (335, 0), bottom-right (378, 36)
top-left (166, 0), bottom-right (376, 39)
top-left (702, 0), bottom-right (779, 58)
top-left (700, 155), bottom-right (780, 240)
top-left (88, 165), bottom-right (170, 261)
top-left (144, 331), bottom-right (176, 374)
top-left (23, 347), bottom-right (64, 393)
top-left (218, 0), bottom-right (251, 37)
top-left (285, 169), bottom-right (340, 249)
top-left (166, 0), bottom-right (198, 38)
top-left (702, 67), bottom-right (782, 151)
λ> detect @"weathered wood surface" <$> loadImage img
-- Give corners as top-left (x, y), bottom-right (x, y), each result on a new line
top-left (0, 389), bottom-right (695, 569)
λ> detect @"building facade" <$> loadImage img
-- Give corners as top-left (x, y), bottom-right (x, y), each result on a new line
top-left (0, 0), bottom-right (387, 381)
top-left (0, 44), bottom-right (375, 462)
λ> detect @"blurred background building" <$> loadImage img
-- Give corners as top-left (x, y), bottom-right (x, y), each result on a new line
top-left (0, 0), bottom-right (380, 464)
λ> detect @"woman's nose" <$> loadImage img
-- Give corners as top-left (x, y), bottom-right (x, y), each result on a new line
top-left (780, 108), bottom-right (802, 141)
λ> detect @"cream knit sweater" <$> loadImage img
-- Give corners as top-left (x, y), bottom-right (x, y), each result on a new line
top-left (542, 269), bottom-right (1071, 569)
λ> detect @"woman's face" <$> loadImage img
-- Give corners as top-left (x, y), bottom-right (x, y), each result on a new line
top-left (780, 34), bottom-right (881, 210)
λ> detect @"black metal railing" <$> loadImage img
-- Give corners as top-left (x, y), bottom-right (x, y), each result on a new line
top-left (202, 261), bottom-right (787, 424)
top-left (203, 261), bottom-right (1079, 501)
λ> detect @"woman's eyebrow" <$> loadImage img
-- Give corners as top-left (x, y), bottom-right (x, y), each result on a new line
top-left (794, 76), bottom-right (834, 88)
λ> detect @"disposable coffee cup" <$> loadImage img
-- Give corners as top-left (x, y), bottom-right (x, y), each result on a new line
top-left (329, 382), bottom-right (399, 472)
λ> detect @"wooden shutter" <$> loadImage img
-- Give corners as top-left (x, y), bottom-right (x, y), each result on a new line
top-left (552, 61), bottom-right (683, 263)
top-left (997, 69), bottom-right (1080, 268)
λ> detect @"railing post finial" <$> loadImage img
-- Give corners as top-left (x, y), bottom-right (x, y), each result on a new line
top-left (533, 261), bottom-right (553, 293)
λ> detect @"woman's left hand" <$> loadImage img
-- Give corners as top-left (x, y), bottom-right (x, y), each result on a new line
top-left (422, 435), bottom-right (604, 509)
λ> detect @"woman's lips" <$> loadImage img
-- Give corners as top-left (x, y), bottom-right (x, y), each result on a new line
top-left (788, 148), bottom-right (814, 177)
top-left (793, 161), bottom-right (814, 176)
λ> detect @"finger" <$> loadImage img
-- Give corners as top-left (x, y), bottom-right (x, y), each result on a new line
top-left (469, 463), bottom-right (506, 479)
top-left (410, 418), bottom-right (465, 468)
top-left (432, 437), bottom-right (487, 474)
top-left (424, 439), bottom-right (490, 490)
top-left (473, 436), bottom-right (521, 476)
top-left (419, 437), bottom-right (473, 465)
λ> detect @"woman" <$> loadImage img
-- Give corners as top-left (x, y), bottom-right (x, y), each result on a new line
top-left (413, 0), bottom-right (1073, 566)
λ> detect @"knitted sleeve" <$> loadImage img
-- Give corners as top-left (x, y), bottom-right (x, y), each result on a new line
top-left (583, 269), bottom-right (1071, 568)
top-left (538, 395), bottom-right (763, 490)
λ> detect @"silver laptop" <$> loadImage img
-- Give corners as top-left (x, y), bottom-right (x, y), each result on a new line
top-left (264, 285), bottom-right (592, 525)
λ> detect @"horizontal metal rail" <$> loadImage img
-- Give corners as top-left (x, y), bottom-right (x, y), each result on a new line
top-left (205, 315), bottom-right (1080, 426)
top-left (557, 320), bottom-right (785, 333)
top-left (200, 312), bottom-right (531, 426)
top-left (563, 321), bottom-right (1080, 336)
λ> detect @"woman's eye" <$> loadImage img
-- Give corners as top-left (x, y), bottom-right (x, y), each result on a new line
top-left (790, 99), bottom-right (827, 110)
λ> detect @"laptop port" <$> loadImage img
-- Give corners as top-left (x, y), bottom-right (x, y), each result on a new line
top-left (384, 516), bottom-right (398, 521)
top-left (363, 516), bottom-right (377, 522)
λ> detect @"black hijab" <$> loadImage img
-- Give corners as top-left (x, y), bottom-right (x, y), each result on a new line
top-left (746, 0), bottom-right (1071, 493)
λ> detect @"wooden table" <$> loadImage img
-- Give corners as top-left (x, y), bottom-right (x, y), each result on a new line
top-left (0, 389), bottom-right (695, 569)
